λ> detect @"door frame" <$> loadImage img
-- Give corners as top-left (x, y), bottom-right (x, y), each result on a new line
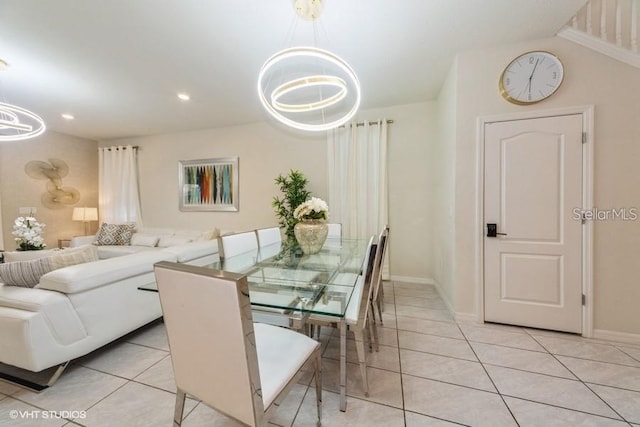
top-left (475, 105), bottom-right (595, 337)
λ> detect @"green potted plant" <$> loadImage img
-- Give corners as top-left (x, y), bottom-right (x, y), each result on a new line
top-left (272, 170), bottom-right (310, 240)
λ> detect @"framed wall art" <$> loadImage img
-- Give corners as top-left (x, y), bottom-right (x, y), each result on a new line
top-left (178, 157), bottom-right (239, 212)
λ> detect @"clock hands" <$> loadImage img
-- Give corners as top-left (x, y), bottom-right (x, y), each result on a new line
top-left (527, 58), bottom-right (540, 101)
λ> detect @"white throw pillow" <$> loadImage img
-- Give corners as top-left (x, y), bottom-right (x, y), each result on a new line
top-left (157, 236), bottom-right (193, 247)
top-left (199, 228), bottom-right (221, 241)
top-left (130, 233), bottom-right (160, 247)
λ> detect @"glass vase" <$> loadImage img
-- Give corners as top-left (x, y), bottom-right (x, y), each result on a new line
top-left (294, 219), bottom-right (328, 255)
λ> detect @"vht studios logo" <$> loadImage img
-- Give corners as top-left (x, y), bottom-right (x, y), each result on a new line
top-left (572, 208), bottom-right (638, 221)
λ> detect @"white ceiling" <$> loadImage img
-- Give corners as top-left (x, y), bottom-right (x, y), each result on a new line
top-left (0, 0), bottom-right (587, 141)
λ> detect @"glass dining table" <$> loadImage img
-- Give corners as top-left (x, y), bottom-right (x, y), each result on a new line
top-left (141, 237), bottom-right (370, 412)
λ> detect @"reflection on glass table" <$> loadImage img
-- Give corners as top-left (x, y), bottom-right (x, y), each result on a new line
top-left (205, 237), bottom-right (369, 318)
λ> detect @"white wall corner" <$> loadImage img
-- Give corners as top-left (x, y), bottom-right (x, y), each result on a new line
top-left (389, 275), bottom-right (434, 286)
top-left (431, 278), bottom-right (454, 315)
top-left (592, 329), bottom-right (640, 346)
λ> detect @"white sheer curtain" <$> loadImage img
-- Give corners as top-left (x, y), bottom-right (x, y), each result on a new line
top-left (98, 145), bottom-right (143, 227)
top-left (327, 119), bottom-right (388, 239)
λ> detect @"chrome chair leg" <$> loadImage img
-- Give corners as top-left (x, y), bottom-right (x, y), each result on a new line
top-left (353, 328), bottom-right (369, 397)
top-left (174, 389), bottom-right (186, 427)
top-left (314, 348), bottom-right (322, 426)
top-left (376, 298), bottom-right (384, 325)
top-left (368, 311), bottom-right (379, 352)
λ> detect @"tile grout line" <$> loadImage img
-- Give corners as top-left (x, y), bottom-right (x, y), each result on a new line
top-left (526, 333), bottom-right (629, 424)
top-left (456, 321), bottom-right (521, 427)
top-left (617, 347), bottom-right (640, 364)
top-left (520, 330), bottom-right (640, 368)
top-left (500, 395), bottom-right (634, 424)
top-left (388, 281), bottom-right (409, 427)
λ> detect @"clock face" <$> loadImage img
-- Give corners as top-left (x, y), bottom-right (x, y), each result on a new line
top-left (499, 51), bottom-right (564, 105)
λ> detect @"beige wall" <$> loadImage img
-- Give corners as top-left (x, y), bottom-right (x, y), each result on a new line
top-left (354, 103), bottom-right (435, 281)
top-left (105, 122), bottom-right (327, 233)
top-left (104, 101), bottom-right (436, 281)
top-left (433, 57), bottom-right (458, 311)
top-left (450, 36), bottom-right (640, 335)
top-left (0, 131), bottom-right (98, 250)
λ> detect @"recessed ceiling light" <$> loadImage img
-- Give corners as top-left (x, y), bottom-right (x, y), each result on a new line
top-left (62, 113), bottom-right (75, 120)
top-left (177, 93), bottom-right (190, 101)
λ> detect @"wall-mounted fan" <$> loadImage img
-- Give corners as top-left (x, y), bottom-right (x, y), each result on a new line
top-left (25, 159), bottom-right (79, 209)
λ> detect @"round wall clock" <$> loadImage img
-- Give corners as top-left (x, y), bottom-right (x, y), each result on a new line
top-left (499, 51), bottom-right (564, 105)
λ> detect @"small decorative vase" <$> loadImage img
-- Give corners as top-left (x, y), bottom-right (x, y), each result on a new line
top-left (294, 219), bottom-right (328, 255)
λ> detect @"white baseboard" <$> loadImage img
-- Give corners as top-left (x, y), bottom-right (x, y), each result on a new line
top-left (454, 312), bottom-right (479, 323)
top-left (389, 275), bottom-right (434, 285)
top-left (592, 329), bottom-right (640, 346)
top-left (390, 277), bottom-right (481, 324)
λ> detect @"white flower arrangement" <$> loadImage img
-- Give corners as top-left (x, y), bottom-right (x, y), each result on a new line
top-left (293, 197), bottom-right (329, 221)
top-left (12, 216), bottom-right (47, 251)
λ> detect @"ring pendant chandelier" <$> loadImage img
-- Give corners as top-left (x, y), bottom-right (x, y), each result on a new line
top-left (0, 59), bottom-right (46, 142)
top-left (257, 0), bottom-right (361, 132)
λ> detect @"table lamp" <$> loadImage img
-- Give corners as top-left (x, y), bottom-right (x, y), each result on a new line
top-left (72, 207), bottom-right (98, 235)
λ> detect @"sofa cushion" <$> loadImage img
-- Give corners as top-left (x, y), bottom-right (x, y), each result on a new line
top-left (0, 245), bottom-right (99, 288)
top-left (3, 249), bottom-right (58, 263)
top-left (97, 245), bottom-right (157, 259)
top-left (130, 233), bottom-right (160, 247)
top-left (162, 240), bottom-right (219, 263)
top-left (157, 236), bottom-right (193, 248)
top-left (95, 223), bottom-right (135, 245)
top-left (37, 251), bottom-right (178, 294)
top-left (0, 257), bottom-right (55, 288)
top-left (48, 245), bottom-right (99, 269)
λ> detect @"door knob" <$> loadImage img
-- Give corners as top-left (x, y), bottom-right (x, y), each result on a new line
top-left (487, 223), bottom-right (507, 237)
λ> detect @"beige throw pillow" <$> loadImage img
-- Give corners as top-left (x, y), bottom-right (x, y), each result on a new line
top-left (0, 258), bottom-right (54, 288)
top-left (48, 245), bottom-right (99, 269)
top-left (0, 245), bottom-right (99, 288)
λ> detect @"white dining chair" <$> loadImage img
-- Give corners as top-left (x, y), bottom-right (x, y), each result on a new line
top-left (255, 227), bottom-right (282, 247)
top-left (370, 225), bottom-right (389, 328)
top-left (219, 231), bottom-right (259, 259)
top-left (307, 235), bottom-right (378, 396)
top-left (326, 223), bottom-right (342, 239)
top-left (154, 261), bottom-right (322, 427)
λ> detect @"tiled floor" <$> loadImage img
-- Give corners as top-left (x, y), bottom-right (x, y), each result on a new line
top-left (1, 281), bottom-right (640, 426)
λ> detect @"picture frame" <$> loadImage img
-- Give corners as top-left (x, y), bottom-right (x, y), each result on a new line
top-left (178, 157), bottom-right (239, 212)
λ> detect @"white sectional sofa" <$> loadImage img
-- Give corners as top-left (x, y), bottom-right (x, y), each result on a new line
top-left (71, 227), bottom-right (221, 263)
top-left (0, 228), bottom-right (220, 387)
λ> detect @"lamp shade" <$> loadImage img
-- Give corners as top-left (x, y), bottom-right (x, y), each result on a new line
top-left (72, 207), bottom-right (98, 221)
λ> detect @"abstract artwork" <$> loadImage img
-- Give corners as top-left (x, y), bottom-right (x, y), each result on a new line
top-left (178, 157), bottom-right (239, 211)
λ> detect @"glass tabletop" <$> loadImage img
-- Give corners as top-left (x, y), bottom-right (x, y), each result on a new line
top-left (209, 237), bottom-right (370, 318)
top-left (141, 237), bottom-right (369, 317)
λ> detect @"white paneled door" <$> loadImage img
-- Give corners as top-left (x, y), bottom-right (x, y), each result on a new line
top-left (484, 114), bottom-right (583, 333)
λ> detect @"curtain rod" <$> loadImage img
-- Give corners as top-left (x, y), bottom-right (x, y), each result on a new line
top-left (338, 119), bottom-right (394, 128)
top-left (99, 146), bottom-right (139, 151)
